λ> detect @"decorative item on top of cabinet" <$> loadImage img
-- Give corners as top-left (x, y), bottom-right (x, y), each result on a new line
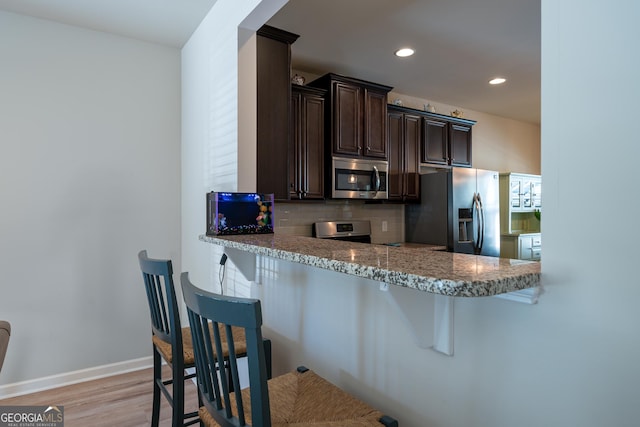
top-left (387, 105), bottom-right (421, 202)
top-left (421, 114), bottom-right (475, 168)
top-left (291, 73), bottom-right (305, 85)
top-left (290, 85), bottom-right (326, 200)
top-left (256, 25), bottom-right (299, 201)
top-left (308, 73), bottom-right (393, 160)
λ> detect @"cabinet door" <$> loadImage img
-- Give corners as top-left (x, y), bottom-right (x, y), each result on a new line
top-left (363, 89), bottom-right (388, 159)
top-left (518, 236), bottom-right (531, 260)
top-left (510, 175), bottom-right (538, 212)
top-left (532, 177), bottom-right (542, 208)
top-left (519, 234), bottom-right (542, 260)
top-left (289, 92), bottom-right (302, 199)
top-left (510, 178), bottom-right (522, 209)
top-left (521, 177), bottom-right (533, 209)
top-left (449, 123), bottom-right (472, 167)
top-left (403, 114), bottom-right (421, 201)
top-left (291, 88), bottom-right (325, 200)
top-left (302, 94), bottom-right (325, 199)
top-left (422, 118), bottom-right (448, 165)
top-left (386, 111), bottom-right (404, 200)
top-left (333, 82), bottom-right (362, 156)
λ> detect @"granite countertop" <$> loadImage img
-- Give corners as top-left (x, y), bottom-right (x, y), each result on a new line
top-left (199, 234), bottom-right (540, 297)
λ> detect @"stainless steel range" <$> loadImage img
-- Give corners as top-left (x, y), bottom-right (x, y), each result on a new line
top-left (313, 220), bottom-right (372, 243)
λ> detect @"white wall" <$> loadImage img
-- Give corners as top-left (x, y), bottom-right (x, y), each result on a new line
top-left (183, 1), bottom-right (640, 426)
top-left (472, 114), bottom-right (540, 174)
top-left (537, 1), bottom-right (640, 423)
top-left (0, 11), bottom-right (181, 386)
top-left (181, 0), bottom-right (286, 295)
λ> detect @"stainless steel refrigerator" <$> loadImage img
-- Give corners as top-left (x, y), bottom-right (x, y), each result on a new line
top-left (405, 168), bottom-right (500, 257)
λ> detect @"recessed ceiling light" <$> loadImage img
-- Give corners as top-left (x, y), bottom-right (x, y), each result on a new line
top-left (489, 77), bottom-right (506, 85)
top-left (395, 48), bottom-right (415, 58)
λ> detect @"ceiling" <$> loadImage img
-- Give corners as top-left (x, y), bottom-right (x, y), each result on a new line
top-left (0, 0), bottom-right (540, 124)
top-left (268, 0), bottom-right (540, 124)
top-left (0, 0), bottom-right (218, 48)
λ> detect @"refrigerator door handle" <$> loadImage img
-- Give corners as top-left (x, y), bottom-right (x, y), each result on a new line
top-left (472, 193), bottom-right (479, 251)
top-left (473, 193), bottom-right (485, 254)
top-left (477, 193), bottom-right (485, 252)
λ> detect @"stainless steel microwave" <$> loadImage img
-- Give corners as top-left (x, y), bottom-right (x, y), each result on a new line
top-left (331, 157), bottom-right (388, 200)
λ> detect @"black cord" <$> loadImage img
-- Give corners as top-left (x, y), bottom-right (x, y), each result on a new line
top-left (218, 253), bottom-right (227, 295)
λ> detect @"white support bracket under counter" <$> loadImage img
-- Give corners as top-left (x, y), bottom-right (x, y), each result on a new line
top-left (381, 283), bottom-right (542, 357)
top-left (381, 283), bottom-right (454, 356)
top-left (493, 285), bottom-right (543, 304)
top-left (223, 247), bottom-right (257, 283)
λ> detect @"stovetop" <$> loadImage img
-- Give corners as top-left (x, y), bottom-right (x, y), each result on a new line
top-left (313, 220), bottom-right (371, 241)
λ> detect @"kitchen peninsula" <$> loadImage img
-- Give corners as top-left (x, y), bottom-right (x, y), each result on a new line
top-left (199, 233), bottom-right (540, 297)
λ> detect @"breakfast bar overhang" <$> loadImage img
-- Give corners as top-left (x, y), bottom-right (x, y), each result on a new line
top-left (200, 234), bottom-right (541, 356)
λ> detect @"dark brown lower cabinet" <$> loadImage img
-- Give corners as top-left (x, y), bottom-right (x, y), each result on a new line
top-left (387, 107), bottom-right (420, 202)
top-left (289, 85), bottom-right (326, 200)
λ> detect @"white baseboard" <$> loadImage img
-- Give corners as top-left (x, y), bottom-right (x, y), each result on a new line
top-left (0, 356), bottom-right (153, 399)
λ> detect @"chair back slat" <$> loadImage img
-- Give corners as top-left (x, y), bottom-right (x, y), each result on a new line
top-left (225, 323), bottom-right (245, 420)
top-left (153, 275), bottom-right (170, 334)
top-left (143, 273), bottom-right (169, 337)
top-left (207, 319), bottom-right (233, 417)
top-left (138, 251), bottom-right (182, 351)
top-left (187, 309), bottom-right (215, 401)
top-left (181, 272), bottom-right (271, 427)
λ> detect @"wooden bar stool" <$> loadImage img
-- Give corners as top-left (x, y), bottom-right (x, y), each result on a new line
top-left (138, 251), bottom-right (272, 427)
top-left (181, 271), bottom-right (399, 427)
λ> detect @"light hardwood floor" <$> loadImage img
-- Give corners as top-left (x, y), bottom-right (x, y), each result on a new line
top-left (0, 367), bottom-right (200, 426)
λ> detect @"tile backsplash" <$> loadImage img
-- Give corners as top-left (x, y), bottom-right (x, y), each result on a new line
top-left (274, 200), bottom-right (404, 244)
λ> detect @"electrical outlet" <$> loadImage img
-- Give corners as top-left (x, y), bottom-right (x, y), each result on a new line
top-left (382, 221), bottom-right (388, 232)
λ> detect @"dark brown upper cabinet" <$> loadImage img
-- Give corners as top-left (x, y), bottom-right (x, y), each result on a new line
top-left (290, 85), bottom-right (326, 200)
top-left (309, 73), bottom-right (392, 160)
top-left (387, 106), bottom-right (421, 202)
top-left (449, 123), bottom-right (473, 167)
top-left (422, 115), bottom-right (474, 168)
top-left (422, 117), bottom-right (449, 166)
top-left (256, 25), bottom-right (299, 200)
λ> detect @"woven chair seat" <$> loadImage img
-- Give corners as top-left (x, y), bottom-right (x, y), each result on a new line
top-left (198, 369), bottom-right (386, 427)
top-left (152, 325), bottom-right (247, 365)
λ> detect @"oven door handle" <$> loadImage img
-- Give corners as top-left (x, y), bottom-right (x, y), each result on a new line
top-left (372, 165), bottom-right (380, 196)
